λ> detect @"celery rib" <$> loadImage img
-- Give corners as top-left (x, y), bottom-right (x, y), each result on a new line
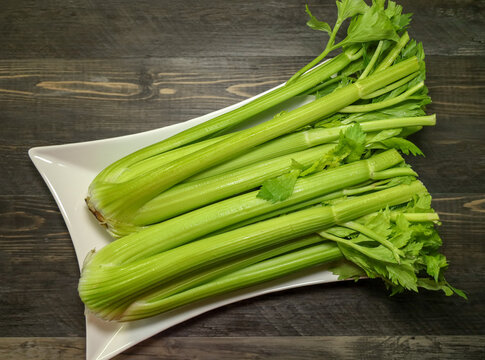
top-left (87, 58), bottom-right (421, 232)
top-left (89, 151), bottom-right (403, 264)
top-left (374, 32), bottom-right (410, 73)
top-left (133, 144), bottom-right (336, 225)
top-left (79, 181), bottom-right (426, 318)
top-left (183, 115), bottom-right (434, 183)
top-left (340, 81), bottom-right (425, 113)
top-left (92, 48), bottom-right (361, 185)
top-left (127, 117), bottom-right (432, 229)
top-left (215, 167), bottom-right (418, 235)
top-left (120, 242), bottom-right (342, 321)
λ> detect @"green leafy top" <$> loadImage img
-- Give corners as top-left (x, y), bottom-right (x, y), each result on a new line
top-left (305, 5), bottom-right (332, 34)
top-left (256, 160), bottom-right (304, 203)
top-left (289, 0), bottom-right (410, 84)
top-left (343, 2), bottom-right (400, 45)
top-left (301, 123), bottom-right (367, 176)
top-left (309, 32), bottom-right (429, 127)
top-left (367, 136), bottom-right (424, 156)
top-left (257, 124), bottom-right (367, 203)
top-left (385, 0), bottom-right (412, 32)
top-left (336, 0), bottom-right (368, 21)
top-left (321, 190), bottom-right (466, 299)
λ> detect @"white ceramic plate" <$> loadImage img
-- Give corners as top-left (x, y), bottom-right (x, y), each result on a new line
top-left (29, 85), bottom-right (342, 360)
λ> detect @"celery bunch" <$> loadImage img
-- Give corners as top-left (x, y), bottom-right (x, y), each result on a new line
top-left (79, 1), bottom-right (465, 322)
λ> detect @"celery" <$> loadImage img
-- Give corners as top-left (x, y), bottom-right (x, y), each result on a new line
top-left (133, 144), bottom-right (336, 225)
top-left (118, 199), bottom-right (459, 321)
top-left (216, 173), bottom-right (418, 234)
top-left (131, 116), bottom-right (433, 227)
top-left (87, 58), bottom-right (420, 233)
top-left (116, 184), bottom-right (464, 322)
top-left (120, 242), bottom-right (342, 321)
top-left (374, 31), bottom-right (410, 73)
top-left (96, 234), bottom-right (327, 320)
top-left (77, 1), bottom-right (465, 325)
top-left (92, 150), bottom-right (405, 252)
top-left (188, 115), bottom-right (434, 182)
top-left (340, 81), bottom-right (425, 113)
top-left (92, 47), bottom-right (363, 186)
top-left (79, 181), bottom-right (426, 318)
top-left (114, 132), bottom-right (235, 183)
top-left (287, 1), bottom-right (402, 84)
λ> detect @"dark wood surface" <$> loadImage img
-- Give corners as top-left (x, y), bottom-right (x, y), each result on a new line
top-left (1, 0), bottom-right (484, 359)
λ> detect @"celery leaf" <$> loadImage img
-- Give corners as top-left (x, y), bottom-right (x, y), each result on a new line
top-left (336, 0), bottom-right (368, 21)
top-left (302, 123), bottom-right (367, 176)
top-left (330, 259), bottom-right (366, 281)
top-left (369, 137), bottom-right (424, 156)
top-left (318, 192), bottom-right (466, 297)
top-left (305, 5), bottom-right (332, 34)
top-left (385, 1), bottom-right (412, 32)
top-left (344, 3), bottom-right (400, 44)
top-left (380, 137), bottom-right (424, 156)
top-left (424, 254), bottom-right (448, 282)
top-left (256, 161), bottom-right (303, 203)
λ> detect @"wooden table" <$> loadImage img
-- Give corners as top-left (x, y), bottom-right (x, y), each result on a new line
top-left (1, 1), bottom-right (484, 358)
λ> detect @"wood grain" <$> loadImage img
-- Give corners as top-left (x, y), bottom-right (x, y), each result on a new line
top-left (0, 336), bottom-right (484, 359)
top-left (0, 1), bottom-right (483, 59)
top-left (1, 0), bottom-right (484, 358)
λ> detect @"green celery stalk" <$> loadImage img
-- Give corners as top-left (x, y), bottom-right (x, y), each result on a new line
top-left (340, 221), bottom-right (403, 262)
top-left (133, 116), bottom-right (434, 227)
top-left (121, 212), bottom-right (446, 321)
top-left (87, 56), bottom-right (421, 231)
top-left (390, 212), bottom-right (439, 222)
top-left (79, 181), bottom-right (426, 317)
top-left (119, 241), bottom-right (342, 321)
top-left (118, 127), bottom-right (318, 184)
top-left (340, 81), bottom-right (425, 113)
top-left (302, 74), bottom-right (349, 96)
top-left (133, 144), bottom-right (336, 225)
top-left (359, 41), bottom-right (385, 80)
top-left (189, 114), bottom-right (435, 181)
top-left (92, 47), bottom-right (363, 185)
top-left (374, 32), bottom-right (410, 73)
top-left (359, 211), bottom-right (440, 224)
top-left (87, 150), bottom-right (405, 260)
top-left (361, 71), bottom-right (419, 99)
top-left (96, 234), bottom-right (326, 320)
top-left (114, 132), bottom-right (235, 183)
top-left (217, 169), bottom-right (418, 234)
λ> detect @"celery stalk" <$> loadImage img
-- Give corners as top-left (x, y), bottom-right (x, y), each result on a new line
top-left (120, 241), bottom-right (342, 321)
top-left (133, 144), bottom-right (336, 225)
top-left (189, 115), bottom-right (435, 181)
top-left (374, 32), bottom-right (410, 73)
top-left (87, 58), bottom-right (420, 232)
top-left (96, 234), bottom-right (327, 320)
top-left (79, 181), bottom-right (426, 317)
top-left (133, 116), bottom-right (434, 227)
top-left (92, 48), bottom-right (362, 185)
top-left (93, 151), bottom-right (402, 252)
top-left (114, 133), bottom-right (234, 183)
top-left (217, 168), bottom-right (418, 234)
top-left (340, 81), bottom-right (425, 113)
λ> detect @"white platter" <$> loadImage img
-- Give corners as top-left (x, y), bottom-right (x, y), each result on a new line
top-left (29, 85), bottom-right (342, 360)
